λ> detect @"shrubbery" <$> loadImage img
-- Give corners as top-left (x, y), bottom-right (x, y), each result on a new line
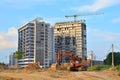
top-left (88, 65), bottom-right (111, 71)
top-left (88, 65), bottom-right (120, 71)
top-left (104, 52), bottom-right (120, 66)
top-left (115, 65), bottom-right (120, 71)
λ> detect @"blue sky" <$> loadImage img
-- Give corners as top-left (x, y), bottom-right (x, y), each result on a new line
top-left (0, 0), bottom-right (120, 63)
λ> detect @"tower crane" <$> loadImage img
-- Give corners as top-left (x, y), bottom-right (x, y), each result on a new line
top-left (65, 13), bottom-right (103, 21)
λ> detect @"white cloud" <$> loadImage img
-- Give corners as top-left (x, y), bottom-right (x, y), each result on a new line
top-left (7, 27), bottom-right (18, 36)
top-left (72, 0), bottom-right (120, 12)
top-left (0, 27), bottom-right (18, 50)
top-left (88, 28), bottom-right (120, 42)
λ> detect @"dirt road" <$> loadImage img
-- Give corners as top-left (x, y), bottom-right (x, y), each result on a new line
top-left (0, 70), bottom-right (120, 80)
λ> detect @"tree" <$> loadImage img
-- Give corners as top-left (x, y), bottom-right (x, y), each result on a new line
top-left (14, 50), bottom-right (24, 65)
top-left (104, 52), bottom-right (120, 66)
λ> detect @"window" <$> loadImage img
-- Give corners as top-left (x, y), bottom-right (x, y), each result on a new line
top-left (28, 23), bottom-right (34, 26)
top-left (57, 28), bottom-right (61, 31)
top-left (42, 24), bottom-right (44, 26)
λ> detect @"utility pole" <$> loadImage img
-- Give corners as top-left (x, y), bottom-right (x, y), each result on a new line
top-left (112, 44), bottom-right (114, 68)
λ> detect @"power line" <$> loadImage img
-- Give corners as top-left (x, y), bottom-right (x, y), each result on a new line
top-left (105, 45), bottom-right (112, 55)
top-left (103, 45), bottom-right (112, 59)
top-left (107, 46), bottom-right (112, 53)
top-left (114, 45), bottom-right (120, 51)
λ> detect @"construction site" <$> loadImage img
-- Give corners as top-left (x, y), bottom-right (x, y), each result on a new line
top-left (0, 47), bottom-right (120, 80)
top-left (0, 62), bottom-right (120, 80)
top-left (0, 14), bottom-right (120, 80)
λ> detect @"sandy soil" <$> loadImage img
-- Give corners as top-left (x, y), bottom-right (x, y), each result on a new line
top-left (0, 70), bottom-right (120, 80)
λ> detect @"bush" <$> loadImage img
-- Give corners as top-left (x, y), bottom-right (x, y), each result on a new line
top-left (115, 65), bottom-right (120, 71)
top-left (88, 65), bottom-right (111, 71)
top-left (88, 65), bottom-right (101, 71)
top-left (101, 65), bottom-right (111, 70)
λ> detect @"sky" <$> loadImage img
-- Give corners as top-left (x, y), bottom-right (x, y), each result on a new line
top-left (0, 0), bottom-right (120, 63)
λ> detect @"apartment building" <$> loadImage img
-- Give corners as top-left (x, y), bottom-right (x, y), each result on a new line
top-left (54, 20), bottom-right (87, 62)
top-left (48, 27), bottom-right (55, 65)
top-left (9, 53), bottom-right (16, 67)
top-left (18, 18), bottom-right (52, 68)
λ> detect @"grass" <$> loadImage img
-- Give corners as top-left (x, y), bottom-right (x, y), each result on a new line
top-left (88, 65), bottom-right (111, 71)
top-left (88, 65), bottom-right (120, 76)
top-left (115, 65), bottom-right (120, 76)
top-left (115, 65), bottom-right (120, 71)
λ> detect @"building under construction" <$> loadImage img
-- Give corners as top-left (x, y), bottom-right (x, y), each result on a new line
top-left (54, 20), bottom-right (87, 62)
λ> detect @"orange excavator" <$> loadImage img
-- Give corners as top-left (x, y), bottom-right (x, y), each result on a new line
top-left (51, 50), bottom-right (89, 71)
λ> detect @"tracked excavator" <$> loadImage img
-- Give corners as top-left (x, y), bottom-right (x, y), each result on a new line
top-left (51, 50), bottom-right (89, 71)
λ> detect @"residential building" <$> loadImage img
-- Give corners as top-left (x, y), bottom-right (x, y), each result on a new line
top-left (54, 20), bottom-right (87, 62)
top-left (87, 53), bottom-right (95, 60)
top-left (48, 27), bottom-right (55, 65)
top-left (18, 18), bottom-right (51, 68)
top-left (9, 53), bottom-right (16, 67)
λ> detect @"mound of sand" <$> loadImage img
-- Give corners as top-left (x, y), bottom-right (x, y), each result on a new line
top-left (0, 65), bottom-right (8, 70)
top-left (57, 63), bottom-right (71, 70)
top-left (0, 66), bottom-right (4, 70)
top-left (24, 62), bottom-right (40, 71)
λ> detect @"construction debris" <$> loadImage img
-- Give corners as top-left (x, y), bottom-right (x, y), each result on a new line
top-left (50, 63), bottom-right (71, 71)
top-left (57, 63), bottom-right (71, 70)
top-left (11, 64), bottom-right (19, 69)
top-left (0, 66), bottom-right (5, 70)
top-left (24, 62), bottom-right (40, 71)
top-left (0, 64), bottom-right (8, 70)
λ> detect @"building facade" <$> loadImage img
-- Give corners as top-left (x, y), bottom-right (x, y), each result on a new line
top-left (54, 20), bottom-right (87, 62)
top-left (18, 18), bottom-right (52, 68)
top-left (9, 53), bottom-right (16, 67)
top-left (48, 27), bottom-right (55, 65)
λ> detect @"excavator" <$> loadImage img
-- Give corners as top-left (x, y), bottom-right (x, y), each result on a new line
top-left (51, 50), bottom-right (89, 71)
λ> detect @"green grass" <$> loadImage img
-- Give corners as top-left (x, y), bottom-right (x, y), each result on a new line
top-left (115, 65), bottom-right (120, 71)
top-left (88, 65), bottom-right (120, 76)
top-left (115, 65), bottom-right (120, 76)
top-left (88, 65), bottom-right (111, 71)
top-left (88, 65), bottom-right (120, 71)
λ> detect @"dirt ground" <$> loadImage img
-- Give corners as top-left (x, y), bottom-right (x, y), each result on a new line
top-left (0, 69), bottom-right (120, 80)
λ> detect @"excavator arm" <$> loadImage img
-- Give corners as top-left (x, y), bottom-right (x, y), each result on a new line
top-left (57, 50), bottom-right (79, 67)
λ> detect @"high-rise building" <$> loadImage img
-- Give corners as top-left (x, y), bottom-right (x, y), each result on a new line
top-left (18, 18), bottom-right (52, 68)
top-left (54, 20), bottom-right (87, 62)
top-left (9, 53), bottom-right (16, 67)
top-left (48, 27), bottom-right (55, 65)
